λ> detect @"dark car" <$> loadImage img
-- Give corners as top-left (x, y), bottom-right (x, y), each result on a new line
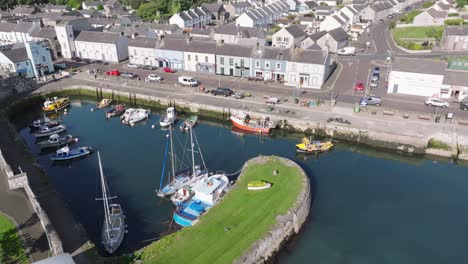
top-left (360, 96), bottom-right (382, 107)
top-left (211, 87), bottom-right (234, 97)
top-left (121, 72), bottom-right (137, 79)
top-left (461, 100), bottom-right (468, 111)
top-left (142, 65), bottom-right (157, 70)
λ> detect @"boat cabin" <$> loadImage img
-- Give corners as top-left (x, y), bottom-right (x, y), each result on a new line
top-left (166, 107), bottom-right (176, 118)
top-left (47, 134), bottom-right (60, 143)
top-left (191, 176), bottom-right (227, 205)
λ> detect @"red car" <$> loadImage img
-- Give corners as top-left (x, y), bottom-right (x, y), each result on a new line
top-left (355, 82), bottom-right (364, 91)
top-left (163, 67), bottom-right (176, 73)
top-left (106, 69), bottom-right (121, 76)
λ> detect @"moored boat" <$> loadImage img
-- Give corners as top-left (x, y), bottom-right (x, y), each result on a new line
top-left (121, 108), bottom-right (149, 126)
top-left (37, 134), bottom-right (78, 148)
top-left (295, 138), bottom-right (333, 153)
top-left (106, 104), bottom-right (125, 118)
top-left (171, 186), bottom-right (194, 205)
top-left (50, 145), bottom-right (93, 161)
top-left (42, 97), bottom-right (69, 112)
top-left (33, 125), bottom-right (67, 138)
top-left (97, 152), bottom-right (125, 254)
top-left (179, 115), bottom-right (198, 132)
top-left (229, 112), bottom-right (276, 134)
top-left (96, 99), bottom-right (112, 109)
top-left (30, 119), bottom-right (61, 131)
top-left (159, 107), bottom-right (177, 128)
top-left (173, 174), bottom-right (230, 227)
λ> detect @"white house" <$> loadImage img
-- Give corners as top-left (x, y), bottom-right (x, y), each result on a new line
top-left (315, 6), bottom-right (335, 21)
top-left (314, 27), bottom-right (349, 53)
top-left (272, 25), bottom-right (310, 48)
top-left (184, 39), bottom-right (217, 74)
top-left (319, 14), bottom-right (348, 32)
top-left (285, 48), bottom-right (330, 89)
top-left (128, 37), bottom-right (157, 66)
top-left (55, 18), bottom-right (92, 59)
top-left (75, 31), bottom-right (129, 62)
top-left (235, 0), bottom-right (289, 27)
top-left (413, 8), bottom-right (447, 26)
top-left (0, 22), bottom-right (41, 46)
top-left (442, 69), bottom-right (468, 101)
top-left (0, 41), bottom-right (54, 78)
top-left (340, 6), bottom-right (359, 24)
top-left (213, 22), bottom-right (267, 46)
top-left (361, 2), bottom-right (393, 21)
top-left (169, 6), bottom-right (212, 29)
top-left (387, 57), bottom-right (446, 97)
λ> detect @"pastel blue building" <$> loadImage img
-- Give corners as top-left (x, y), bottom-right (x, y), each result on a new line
top-left (250, 46), bottom-right (289, 82)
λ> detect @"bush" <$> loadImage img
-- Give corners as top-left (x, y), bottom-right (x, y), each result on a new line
top-left (389, 21), bottom-right (396, 29)
top-left (448, 13), bottom-right (460, 17)
top-left (399, 10), bottom-right (422, 23)
top-left (422, 1), bottom-right (435, 8)
top-left (396, 40), bottom-right (430, 50)
top-left (427, 139), bottom-right (451, 150)
top-left (445, 19), bottom-right (464, 25)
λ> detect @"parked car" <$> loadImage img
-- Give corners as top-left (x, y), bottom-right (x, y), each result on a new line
top-left (373, 67), bottom-right (380, 75)
top-left (163, 67), bottom-right (176, 73)
top-left (355, 82), bottom-right (364, 91)
top-left (425, 97), bottom-right (449, 108)
top-left (460, 100), bottom-right (468, 111)
top-left (71, 56), bottom-right (81, 62)
top-left (211, 87), bottom-right (234, 97)
top-left (106, 69), bottom-right (120, 76)
top-left (142, 65), bottom-right (157, 70)
top-left (378, 19), bottom-right (384, 24)
top-left (127, 63), bottom-right (138, 69)
top-left (337, 47), bottom-right (356, 56)
top-left (121, 72), bottom-right (137, 79)
top-left (178, 76), bottom-right (198, 86)
top-left (370, 80), bottom-right (379, 88)
top-left (233, 92), bottom-right (245, 99)
top-left (371, 72), bottom-right (380, 82)
top-left (147, 74), bottom-right (163, 82)
top-left (360, 96), bottom-right (382, 106)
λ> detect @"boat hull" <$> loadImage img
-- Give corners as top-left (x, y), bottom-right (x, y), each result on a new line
top-left (50, 147), bottom-right (92, 161)
top-left (33, 126), bottom-right (67, 138)
top-left (37, 136), bottom-right (77, 148)
top-left (230, 118), bottom-right (272, 134)
top-left (102, 207), bottom-right (125, 254)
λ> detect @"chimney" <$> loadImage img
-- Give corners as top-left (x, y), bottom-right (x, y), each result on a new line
top-left (217, 39), bottom-right (224, 46)
top-left (120, 31), bottom-right (124, 36)
top-left (131, 33), bottom-right (138, 39)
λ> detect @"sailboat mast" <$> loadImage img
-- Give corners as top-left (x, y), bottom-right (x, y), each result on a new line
top-left (159, 134), bottom-right (170, 191)
top-left (98, 152), bottom-right (111, 240)
top-left (169, 124), bottom-right (175, 181)
top-left (190, 125), bottom-right (195, 176)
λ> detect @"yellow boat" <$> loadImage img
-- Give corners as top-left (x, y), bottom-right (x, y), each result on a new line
top-left (296, 138), bottom-right (333, 153)
top-left (42, 97), bottom-right (69, 112)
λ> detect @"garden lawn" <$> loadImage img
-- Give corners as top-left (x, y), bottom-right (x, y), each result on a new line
top-left (136, 156), bottom-right (304, 264)
top-left (391, 26), bottom-right (444, 40)
top-left (0, 214), bottom-right (28, 264)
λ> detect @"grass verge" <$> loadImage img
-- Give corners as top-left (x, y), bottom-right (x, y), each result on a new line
top-left (427, 138), bottom-right (451, 151)
top-left (0, 213), bottom-right (28, 264)
top-left (133, 156), bottom-right (304, 264)
top-left (391, 26), bottom-right (444, 40)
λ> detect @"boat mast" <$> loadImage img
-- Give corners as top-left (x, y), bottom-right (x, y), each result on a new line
top-left (190, 125), bottom-right (195, 176)
top-left (169, 124), bottom-right (176, 181)
top-left (159, 134), bottom-right (170, 191)
top-left (98, 152), bottom-right (111, 241)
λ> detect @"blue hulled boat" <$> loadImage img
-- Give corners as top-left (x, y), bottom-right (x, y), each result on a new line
top-left (50, 145), bottom-right (93, 161)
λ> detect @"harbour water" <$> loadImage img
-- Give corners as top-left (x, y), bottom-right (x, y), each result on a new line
top-left (12, 99), bottom-right (468, 263)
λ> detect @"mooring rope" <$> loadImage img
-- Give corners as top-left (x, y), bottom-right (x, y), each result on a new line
top-left (224, 167), bottom-right (243, 177)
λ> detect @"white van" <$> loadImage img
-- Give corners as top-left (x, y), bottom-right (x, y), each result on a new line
top-left (178, 76), bottom-right (198, 87)
top-left (337, 47), bottom-right (356, 56)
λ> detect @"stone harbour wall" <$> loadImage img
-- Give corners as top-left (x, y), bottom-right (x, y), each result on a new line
top-left (234, 156), bottom-right (311, 264)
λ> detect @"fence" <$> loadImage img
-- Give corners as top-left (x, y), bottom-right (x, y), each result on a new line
top-left (0, 149), bottom-right (63, 256)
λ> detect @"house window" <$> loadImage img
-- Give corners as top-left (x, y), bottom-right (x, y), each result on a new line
top-left (42, 56), bottom-right (46, 62)
top-left (276, 63), bottom-right (281, 70)
top-left (26, 61), bottom-right (28, 65)
top-left (220, 57), bottom-right (224, 65)
top-left (229, 58), bottom-right (233, 66)
top-left (195, 55), bottom-right (198, 62)
top-left (188, 54), bottom-right (191, 61)
top-left (265, 62), bottom-right (270, 69)
top-left (256, 60), bottom-right (260, 68)
top-left (276, 37), bottom-right (282, 41)
top-left (220, 67), bottom-right (224, 75)
top-left (284, 37), bottom-right (289, 42)
top-left (205, 56), bottom-right (208, 63)
top-left (240, 59), bottom-right (244, 67)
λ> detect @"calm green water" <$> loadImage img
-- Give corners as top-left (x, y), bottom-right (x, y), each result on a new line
top-left (14, 99), bottom-right (468, 263)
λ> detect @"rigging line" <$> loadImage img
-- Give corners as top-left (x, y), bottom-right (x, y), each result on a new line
top-left (193, 129), bottom-right (207, 171)
top-left (159, 134), bottom-right (171, 191)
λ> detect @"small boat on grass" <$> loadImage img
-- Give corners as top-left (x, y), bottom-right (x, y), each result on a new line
top-left (33, 125), bottom-right (67, 138)
top-left (96, 99), bottom-right (112, 109)
top-left (229, 112), bottom-right (276, 134)
top-left (42, 97), bottom-right (69, 112)
top-left (179, 115), bottom-right (198, 132)
top-left (247, 180), bottom-right (271, 190)
top-left (158, 107), bottom-right (177, 128)
top-left (295, 138), bottom-right (333, 153)
top-left (121, 108), bottom-right (150, 126)
top-left (106, 104), bottom-right (125, 118)
top-left (37, 134), bottom-right (78, 148)
top-left (50, 145), bottom-right (93, 161)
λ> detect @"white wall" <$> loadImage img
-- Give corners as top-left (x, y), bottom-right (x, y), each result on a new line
top-left (285, 62), bottom-right (327, 89)
top-left (75, 41), bottom-right (119, 62)
top-left (129, 46), bottom-right (156, 65)
top-left (184, 52), bottom-right (216, 72)
top-left (387, 71), bottom-right (444, 97)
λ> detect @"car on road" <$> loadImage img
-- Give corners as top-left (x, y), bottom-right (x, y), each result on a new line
top-left (355, 82), bottom-right (364, 91)
top-left (371, 72), bottom-right (380, 81)
top-left (360, 96), bottom-right (382, 107)
top-left (178, 76), bottom-right (198, 86)
top-left (106, 69), bottom-right (120, 76)
top-left (121, 72), bottom-right (137, 79)
top-left (425, 97), bottom-right (449, 108)
top-left (142, 65), bottom-right (157, 70)
top-left (370, 80), bottom-right (379, 88)
top-left (378, 19), bottom-right (384, 24)
top-left (460, 100), bottom-right (468, 110)
top-left (233, 92), bottom-right (245, 99)
top-left (211, 87), bottom-right (234, 97)
top-left (147, 74), bottom-right (163, 82)
top-left (127, 63), bottom-right (138, 69)
top-left (163, 67), bottom-right (176, 73)
top-left (373, 67), bottom-right (380, 75)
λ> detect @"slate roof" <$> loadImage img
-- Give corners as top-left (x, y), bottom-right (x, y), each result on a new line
top-left (2, 47), bottom-right (29, 62)
top-left (29, 26), bottom-right (57, 39)
top-left (215, 22), bottom-right (266, 38)
top-left (255, 46), bottom-right (291, 61)
top-left (309, 30), bottom-right (327, 41)
top-left (426, 8), bottom-right (447, 19)
top-left (216, 44), bottom-right (252, 57)
top-left (190, 27), bottom-right (212, 36)
top-left (326, 27), bottom-right (348, 42)
top-left (231, 1), bottom-right (252, 8)
top-left (201, 3), bottom-right (224, 13)
top-left (445, 26), bottom-right (468, 36)
top-left (180, 12), bottom-right (192, 21)
top-left (12, 22), bottom-right (35, 33)
top-left (303, 1), bottom-right (318, 8)
top-left (340, 13), bottom-right (350, 21)
top-left (332, 15), bottom-right (345, 25)
top-left (0, 23), bottom-right (16, 32)
top-left (84, 1), bottom-right (101, 7)
top-left (443, 70), bottom-right (468, 86)
top-left (290, 49), bottom-right (328, 64)
top-left (284, 25), bottom-right (306, 37)
top-left (392, 57), bottom-right (446, 75)
top-left (436, 2), bottom-right (450, 11)
top-left (43, 5), bottom-right (68, 11)
top-left (75, 31), bottom-right (122, 44)
top-left (11, 6), bottom-right (37, 15)
top-left (157, 37), bottom-right (186, 51)
top-left (151, 24), bottom-right (181, 32)
top-left (185, 40), bottom-right (217, 53)
top-left (129, 37), bottom-right (156, 49)
top-left (307, 43), bottom-right (322, 50)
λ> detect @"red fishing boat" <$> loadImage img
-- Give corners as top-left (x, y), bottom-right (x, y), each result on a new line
top-left (229, 112), bottom-right (276, 134)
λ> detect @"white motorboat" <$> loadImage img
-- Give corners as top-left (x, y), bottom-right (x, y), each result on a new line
top-left (159, 107), bottom-right (177, 128)
top-left (121, 108), bottom-right (149, 126)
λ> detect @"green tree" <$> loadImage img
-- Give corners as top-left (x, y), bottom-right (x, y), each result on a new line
top-left (389, 21), bottom-right (396, 29)
top-left (319, 2), bottom-right (328, 6)
top-left (97, 4), bottom-right (104, 10)
top-left (456, 0), bottom-right (467, 8)
top-left (130, 0), bottom-right (143, 10)
top-left (170, 0), bottom-right (181, 15)
top-left (67, 0), bottom-right (82, 10)
top-left (137, 1), bottom-right (168, 20)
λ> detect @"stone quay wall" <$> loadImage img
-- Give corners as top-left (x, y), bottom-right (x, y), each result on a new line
top-left (0, 149), bottom-right (63, 256)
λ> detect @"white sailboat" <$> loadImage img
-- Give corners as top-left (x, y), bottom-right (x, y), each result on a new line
top-left (97, 152), bottom-right (125, 254)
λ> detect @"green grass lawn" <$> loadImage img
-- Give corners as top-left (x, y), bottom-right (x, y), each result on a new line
top-left (135, 156), bottom-right (304, 264)
top-left (391, 26), bottom-right (444, 40)
top-left (0, 214), bottom-right (28, 264)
